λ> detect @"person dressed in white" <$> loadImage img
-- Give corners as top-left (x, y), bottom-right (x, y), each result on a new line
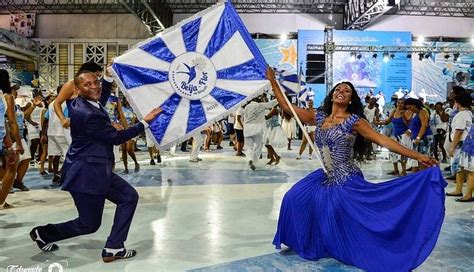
top-left (190, 132), bottom-right (203, 163)
top-left (45, 98), bottom-right (70, 183)
top-left (264, 105), bottom-right (287, 164)
top-left (446, 92), bottom-right (472, 200)
top-left (145, 129), bottom-right (161, 165)
top-left (26, 94), bottom-right (45, 162)
top-left (242, 95), bottom-right (278, 170)
top-left (234, 106), bottom-right (245, 156)
top-left (374, 91), bottom-right (385, 113)
top-left (363, 97), bottom-right (380, 159)
top-left (227, 113), bottom-right (236, 149)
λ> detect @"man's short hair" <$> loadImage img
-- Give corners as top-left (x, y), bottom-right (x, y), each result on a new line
top-left (454, 93), bottom-right (472, 108)
top-left (74, 70), bottom-right (95, 87)
top-left (78, 62), bottom-right (102, 73)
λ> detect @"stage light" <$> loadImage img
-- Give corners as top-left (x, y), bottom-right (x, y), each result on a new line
top-left (418, 53), bottom-right (424, 61)
top-left (444, 54), bottom-right (450, 60)
top-left (390, 53), bottom-right (395, 60)
top-left (407, 54), bottom-right (412, 59)
top-left (424, 52), bottom-right (431, 59)
top-left (453, 53), bottom-right (460, 62)
top-left (280, 33), bottom-right (287, 40)
top-left (383, 52), bottom-right (389, 62)
top-left (372, 53), bottom-right (378, 59)
top-left (356, 53), bottom-right (362, 59)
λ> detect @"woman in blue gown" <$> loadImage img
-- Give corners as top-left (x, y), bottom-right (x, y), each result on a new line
top-left (267, 68), bottom-right (446, 272)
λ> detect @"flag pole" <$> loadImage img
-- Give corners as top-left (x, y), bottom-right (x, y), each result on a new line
top-left (277, 84), bottom-right (328, 174)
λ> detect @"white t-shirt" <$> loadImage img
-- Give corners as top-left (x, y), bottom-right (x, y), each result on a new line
top-left (26, 106), bottom-right (45, 138)
top-left (364, 106), bottom-right (377, 123)
top-left (450, 110), bottom-right (472, 141)
top-left (431, 112), bottom-right (447, 131)
top-left (243, 100), bottom-right (278, 137)
top-left (46, 100), bottom-right (67, 137)
top-left (234, 107), bottom-right (244, 130)
top-left (227, 113), bottom-right (235, 124)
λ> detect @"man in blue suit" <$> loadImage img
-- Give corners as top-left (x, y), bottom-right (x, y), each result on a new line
top-left (30, 69), bottom-right (162, 262)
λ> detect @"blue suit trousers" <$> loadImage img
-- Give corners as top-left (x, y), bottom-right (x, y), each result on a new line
top-left (41, 174), bottom-right (139, 249)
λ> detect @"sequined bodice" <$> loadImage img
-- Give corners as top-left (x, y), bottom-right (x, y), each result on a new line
top-left (314, 112), bottom-right (362, 185)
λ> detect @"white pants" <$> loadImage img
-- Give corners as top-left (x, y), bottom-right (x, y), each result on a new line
top-left (245, 132), bottom-right (264, 163)
top-left (145, 129), bottom-right (156, 148)
top-left (14, 139), bottom-right (31, 162)
top-left (48, 135), bottom-right (69, 156)
top-left (169, 144), bottom-right (176, 156)
top-left (190, 134), bottom-right (203, 160)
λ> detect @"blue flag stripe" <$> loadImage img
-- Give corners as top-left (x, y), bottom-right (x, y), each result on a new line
top-left (203, 4), bottom-right (238, 58)
top-left (181, 17), bottom-right (201, 52)
top-left (150, 93), bottom-right (182, 143)
top-left (224, 2), bottom-right (267, 73)
top-left (186, 100), bottom-right (207, 133)
top-left (210, 87), bottom-right (247, 110)
top-left (282, 74), bottom-right (298, 83)
top-left (112, 63), bottom-right (168, 89)
top-left (140, 37), bottom-right (176, 63)
top-left (216, 58), bottom-right (266, 81)
top-left (282, 84), bottom-right (296, 94)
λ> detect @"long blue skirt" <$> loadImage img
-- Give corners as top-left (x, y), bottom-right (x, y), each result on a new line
top-left (273, 166), bottom-right (447, 272)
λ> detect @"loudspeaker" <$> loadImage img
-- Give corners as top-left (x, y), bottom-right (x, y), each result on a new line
top-left (306, 53), bottom-right (325, 84)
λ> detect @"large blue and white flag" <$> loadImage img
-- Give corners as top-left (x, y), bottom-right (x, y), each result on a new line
top-left (110, 1), bottom-right (268, 148)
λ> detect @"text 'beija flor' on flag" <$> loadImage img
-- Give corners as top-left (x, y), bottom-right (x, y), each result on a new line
top-left (109, 1), bottom-right (269, 148)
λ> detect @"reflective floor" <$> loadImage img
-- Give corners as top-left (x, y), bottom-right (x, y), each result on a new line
top-left (1, 140), bottom-right (473, 272)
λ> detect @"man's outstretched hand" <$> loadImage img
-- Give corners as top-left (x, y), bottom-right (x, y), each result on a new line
top-left (143, 107), bottom-right (163, 124)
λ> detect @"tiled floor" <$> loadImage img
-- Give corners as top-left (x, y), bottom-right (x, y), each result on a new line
top-left (1, 141), bottom-right (472, 271)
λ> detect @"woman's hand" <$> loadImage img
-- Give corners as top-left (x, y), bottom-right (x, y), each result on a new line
top-left (373, 120), bottom-right (383, 126)
top-left (6, 147), bottom-right (18, 165)
top-left (417, 154), bottom-right (438, 167)
top-left (15, 145), bottom-right (24, 155)
top-left (61, 118), bottom-right (70, 128)
top-left (266, 67), bottom-right (276, 81)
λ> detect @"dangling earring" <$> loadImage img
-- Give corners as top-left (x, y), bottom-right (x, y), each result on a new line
top-left (349, 101), bottom-right (352, 104)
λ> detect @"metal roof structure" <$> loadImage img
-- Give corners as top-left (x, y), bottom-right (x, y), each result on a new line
top-left (0, 1), bottom-right (472, 34)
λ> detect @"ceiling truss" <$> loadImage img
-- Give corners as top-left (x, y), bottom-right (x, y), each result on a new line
top-left (343, 0), bottom-right (396, 30)
top-left (166, 0), bottom-right (346, 14)
top-left (394, 0), bottom-right (474, 17)
top-left (120, 0), bottom-right (172, 35)
top-left (0, 0), bottom-right (472, 35)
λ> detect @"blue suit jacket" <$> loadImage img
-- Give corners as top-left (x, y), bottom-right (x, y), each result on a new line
top-left (61, 80), bottom-right (145, 195)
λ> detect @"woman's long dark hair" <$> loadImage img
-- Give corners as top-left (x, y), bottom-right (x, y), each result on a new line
top-left (321, 81), bottom-right (367, 161)
top-left (0, 69), bottom-right (12, 94)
